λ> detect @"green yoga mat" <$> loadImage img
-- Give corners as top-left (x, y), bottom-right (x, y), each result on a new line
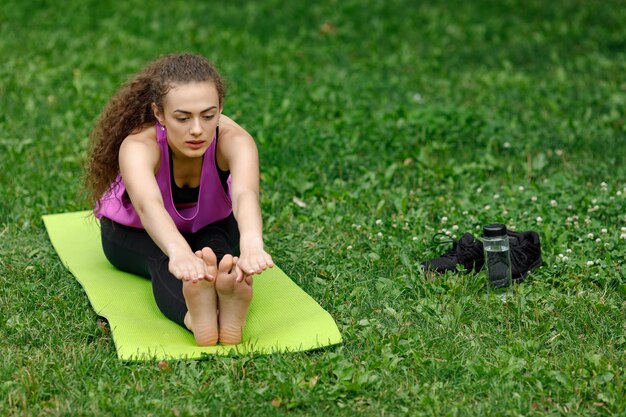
top-left (43, 211), bottom-right (342, 361)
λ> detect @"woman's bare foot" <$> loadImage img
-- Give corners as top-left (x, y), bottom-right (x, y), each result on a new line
top-left (215, 255), bottom-right (253, 345)
top-left (182, 247), bottom-right (219, 346)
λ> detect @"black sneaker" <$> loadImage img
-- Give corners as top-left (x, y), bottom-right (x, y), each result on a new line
top-left (508, 230), bottom-right (543, 282)
top-left (422, 233), bottom-right (484, 273)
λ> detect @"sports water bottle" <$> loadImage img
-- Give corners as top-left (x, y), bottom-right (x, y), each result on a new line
top-left (483, 224), bottom-right (512, 290)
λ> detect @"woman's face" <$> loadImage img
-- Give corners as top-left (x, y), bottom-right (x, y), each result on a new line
top-left (153, 81), bottom-right (221, 160)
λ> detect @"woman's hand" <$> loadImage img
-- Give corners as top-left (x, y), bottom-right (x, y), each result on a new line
top-left (167, 245), bottom-right (215, 283)
top-left (235, 244), bottom-right (274, 282)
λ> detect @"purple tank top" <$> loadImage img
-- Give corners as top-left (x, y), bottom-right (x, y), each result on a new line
top-left (95, 122), bottom-right (233, 233)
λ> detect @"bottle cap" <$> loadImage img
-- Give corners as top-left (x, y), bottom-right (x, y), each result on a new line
top-left (483, 223), bottom-right (507, 237)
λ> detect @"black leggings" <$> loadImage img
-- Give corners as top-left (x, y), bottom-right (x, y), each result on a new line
top-left (100, 214), bottom-right (240, 327)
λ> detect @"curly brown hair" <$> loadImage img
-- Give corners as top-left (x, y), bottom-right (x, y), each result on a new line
top-left (85, 53), bottom-right (226, 212)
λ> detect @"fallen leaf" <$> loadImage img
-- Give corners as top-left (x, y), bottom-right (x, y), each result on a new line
top-left (292, 196), bottom-right (307, 208)
top-left (96, 318), bottom-right (110, 336)
top-left (320, 22), bottom-right (336, 34)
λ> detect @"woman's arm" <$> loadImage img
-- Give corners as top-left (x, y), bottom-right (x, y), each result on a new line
top-left (119, 130), bottom-right (213, 282)
top-left (218, 116), bottom-right (274, 280)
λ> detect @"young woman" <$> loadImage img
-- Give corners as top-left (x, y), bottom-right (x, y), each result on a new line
top-left (85, 53), bottom-right (274, 346)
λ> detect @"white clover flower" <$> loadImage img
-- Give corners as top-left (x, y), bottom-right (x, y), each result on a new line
top-left (550, 200), bottom-right (558, 207)
top-left (621, 227), bottom-right (626, 233)
top-left (585, 218), bottom-right (592, 224)
top-left (412, 236), bottom-right (418, 241)
top-left (556, 149), bottom-right (564, 156)
top-left (536, 216), bottom-right (543, 223)
top-left (586, 261), bottom-right (594, 266)
top-left (562, 256), bottom-right (569, 262)
top-left (444, 230), bottom-right (452, 236)
top-left (558, 253), bottom-right (564, 258)
top-left (595, 238), bottom-right (601, 243)
top-left (601, 228), bottom-right (607, 234)
top-left (621, 233), bottom-right (626, 240)
top-left (440, 216), bottom-right (448, 224)
top-left (617, 191), bottom-right (622, 196)
top-left (592, 199), bottom-right (598, 204)
top-left (347, 245), bottom-right (353, 250)
top-left (494, 194), bottom-right (500, 200)
top-left (518, 186), bottom-right (525, 192)
top-left (462, 210), bottom-right (469, 215)
top-left (484, 205), bottom-right (491, 211)
top-left (587, 233), bottom-right (594, 239)
top-left (476, 187), bottom-right (483, 193)
top-left (503, 142), bottom-right (511, 148)
top-left (375, 219), bottom-right (383, 225)
top-left (452, 224), bottom-right (459, 231)
top-left (566, 248), bottom-right (572, 253)
top-left (531, 196), bottom-right (538, 202)
top-left (377, 232), bottom-right (383, 237)
top-left (567, 204), bottom-right (573, 210)
top-left (412, 93), bottom-right (424, 103)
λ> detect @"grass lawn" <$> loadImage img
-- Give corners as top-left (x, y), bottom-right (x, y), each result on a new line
top-left (1, 0), bottom-right (624, 415)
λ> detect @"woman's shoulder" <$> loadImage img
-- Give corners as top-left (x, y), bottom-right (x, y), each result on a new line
top-left (120, 123), bottom-right (160, 157)
top-left (216, 115), bottom-right (258, 171)
top-left (218, 115), bottom-right (254, 145)
top-left (127, 123), bottom-right (158, 143)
